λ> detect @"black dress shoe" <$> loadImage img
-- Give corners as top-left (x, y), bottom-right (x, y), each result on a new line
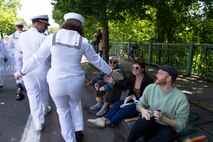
top-left (75, 131), bottom-right (84, 141)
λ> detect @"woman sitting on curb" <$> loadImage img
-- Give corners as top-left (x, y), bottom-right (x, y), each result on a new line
top-left (88, 61), bottom-right (154, 128)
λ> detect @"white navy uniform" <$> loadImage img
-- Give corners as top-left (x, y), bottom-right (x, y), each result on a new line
top-left (20, 28), bottom-right (112, 142)
top-left (17, 27), bottom-right (51, 127)
top-left (0, 37), bottom-right (8, 87)
top-left (8, 30), bottom-right (24, 84)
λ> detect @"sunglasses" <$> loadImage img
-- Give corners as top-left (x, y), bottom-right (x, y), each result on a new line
top-left (131, 66), bottom-right (141, 70)
top-left (109, 61), bottom-right (117, 64)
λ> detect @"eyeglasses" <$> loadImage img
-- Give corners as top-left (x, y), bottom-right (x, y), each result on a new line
top-left (131, 66), bottom-right (140, 70)
top-left (109, 61), bottom-right (117, 64)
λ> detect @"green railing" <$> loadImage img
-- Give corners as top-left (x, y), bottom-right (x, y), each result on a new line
top-left (109, 42), bottom-right (213, 81)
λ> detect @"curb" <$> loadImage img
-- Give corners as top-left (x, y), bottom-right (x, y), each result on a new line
top-left (189, 99), bottom-right (213, 113)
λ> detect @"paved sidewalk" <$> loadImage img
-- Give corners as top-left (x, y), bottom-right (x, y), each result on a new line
top-left (118, 59), bottom-right (213, 141)
top-left (82, 57), bottom-right (213, 141)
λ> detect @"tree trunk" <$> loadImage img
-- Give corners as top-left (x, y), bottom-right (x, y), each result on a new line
top-left (102, 20), bottom-right (109, 62)
top-left (0, 31), bottom-right (3, 38)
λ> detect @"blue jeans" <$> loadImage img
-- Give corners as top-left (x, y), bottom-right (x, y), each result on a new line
top-left (104, 100), bottom-right (139, 124)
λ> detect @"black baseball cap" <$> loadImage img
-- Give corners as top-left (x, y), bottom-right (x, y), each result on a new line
top-left (157, 65), bottom-right (178, 82)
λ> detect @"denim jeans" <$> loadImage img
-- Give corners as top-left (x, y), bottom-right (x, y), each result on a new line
top-left (104, 99), bottom-right (139, 124)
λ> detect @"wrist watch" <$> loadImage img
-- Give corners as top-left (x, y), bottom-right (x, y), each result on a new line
top-left (19, 71), bottom-right (25, 76)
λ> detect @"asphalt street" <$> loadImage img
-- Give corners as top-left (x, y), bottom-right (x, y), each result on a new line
top-left (0, 75), bottom-right (125, 142)
top-left (1, 57), bottom-right (213, 142)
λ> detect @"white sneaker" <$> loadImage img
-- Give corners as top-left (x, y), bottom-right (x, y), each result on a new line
top-left (35, 122), bottom-right (43, 131)
top-left (88, 118), bottom-right (105, 128)
top-left (44, 106), bottom-right (52, 116)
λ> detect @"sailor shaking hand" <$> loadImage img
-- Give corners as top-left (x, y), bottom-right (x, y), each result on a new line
top-left (16, 15), bottom-right (51, 131)
top-left (14, 12), bottom-right (123, 142)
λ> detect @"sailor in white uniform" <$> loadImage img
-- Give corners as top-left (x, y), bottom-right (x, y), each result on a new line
top-left (0, 37), bottom-right (8, 88)
top-left (14, 12), bottom-right (123, 142)
top-left (8, 21), bottom-right (25, 100)
top-left (17, 15), bottom-right (51, 131)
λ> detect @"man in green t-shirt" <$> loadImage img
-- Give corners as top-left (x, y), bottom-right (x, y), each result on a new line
top-left (127, 65), bottom-right (189, 142)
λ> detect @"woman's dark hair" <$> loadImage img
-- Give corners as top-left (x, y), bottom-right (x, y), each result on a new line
top-left (133, 60), bottom-right (146, 73)
top-left (60, 19), bottom-right (85, 37)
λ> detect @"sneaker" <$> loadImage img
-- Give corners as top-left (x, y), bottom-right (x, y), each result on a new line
top-left (44, 106), bottom-right (52, 116)
top-left (87, 118), bottom-right (105, 128)
top-left (96, 106), bottom-right (108, 117)
top-left (90, 103), bottom-right (103, 111)
top-left (35, 122), bottom-right (43, 131)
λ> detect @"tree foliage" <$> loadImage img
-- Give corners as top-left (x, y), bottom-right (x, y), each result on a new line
top-left (52, 0), bottom-right (143, 61)
top-left (51, 0), bottom-right (213, 59)
top-left (0, 0), bottom-right (22, 37)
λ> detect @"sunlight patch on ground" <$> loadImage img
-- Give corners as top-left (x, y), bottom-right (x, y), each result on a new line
top-left (182, 90), bottom-right (193, 95)
top-left (0, 102), bottom-right (5, 105)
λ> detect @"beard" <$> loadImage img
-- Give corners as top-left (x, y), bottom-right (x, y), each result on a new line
top-left (155, 78), bottom-right (167, 85)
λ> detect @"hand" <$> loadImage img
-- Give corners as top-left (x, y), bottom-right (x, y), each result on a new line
top-left (140, 108), bottom-right (152, 120)
top-left (94, 83), bottom-right (99, 91)
top-left (153, 110), bottom-right (163, 121)
top-left (111, 69), bottom-right (124, 80)
top-left (14, 71), bottom-right (21, 80)
top-left (84, 80), bottom-right (91, 87)
top-left (103, 75), bottom-right (114, 84)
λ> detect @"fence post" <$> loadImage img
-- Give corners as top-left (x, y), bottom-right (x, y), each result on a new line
top-left (148, 42), bottom-right (152, 64)
top-left (127, 42), bottom-right (130, 59)
top-left (186, 42), bottom-right (194, 76)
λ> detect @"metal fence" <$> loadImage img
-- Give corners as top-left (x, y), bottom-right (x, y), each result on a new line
top-left (109, 42), bottom-right (213, 81)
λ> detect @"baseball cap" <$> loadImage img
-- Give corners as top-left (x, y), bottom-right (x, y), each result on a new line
top-left (157, 65), bottom-right (178, 81)
top-left (64, 12), bottom-right (85, 24)
top-left (109, 56), bottom-right (118, 62)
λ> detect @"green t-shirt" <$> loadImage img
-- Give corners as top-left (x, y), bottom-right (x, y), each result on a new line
top-left (138, 83), bottom-right (189, 132)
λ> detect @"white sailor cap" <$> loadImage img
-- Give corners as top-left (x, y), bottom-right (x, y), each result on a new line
top-left (31, 15), bottom-right (50, 26)
top-left (15, 21), bottom-right (24, 26)
top-left (64, 12), bottom-right (85, 24)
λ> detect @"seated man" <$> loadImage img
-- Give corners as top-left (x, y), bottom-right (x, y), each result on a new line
top-left (127, 65), bottom-right (190, 142)
top-left (87, 61), bottom-right (154, 128)
top-left (88, 56), bottom-right (127, 116)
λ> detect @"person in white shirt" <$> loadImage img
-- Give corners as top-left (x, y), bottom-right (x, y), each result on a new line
top-left (14, 12), bottom-right (123, 142)
top-left (8, 21), bottom-right (25, 101)
top-left (0, 37), bottom-right (8, 88)
top-left (17, 15), bottom-right (51, 131)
